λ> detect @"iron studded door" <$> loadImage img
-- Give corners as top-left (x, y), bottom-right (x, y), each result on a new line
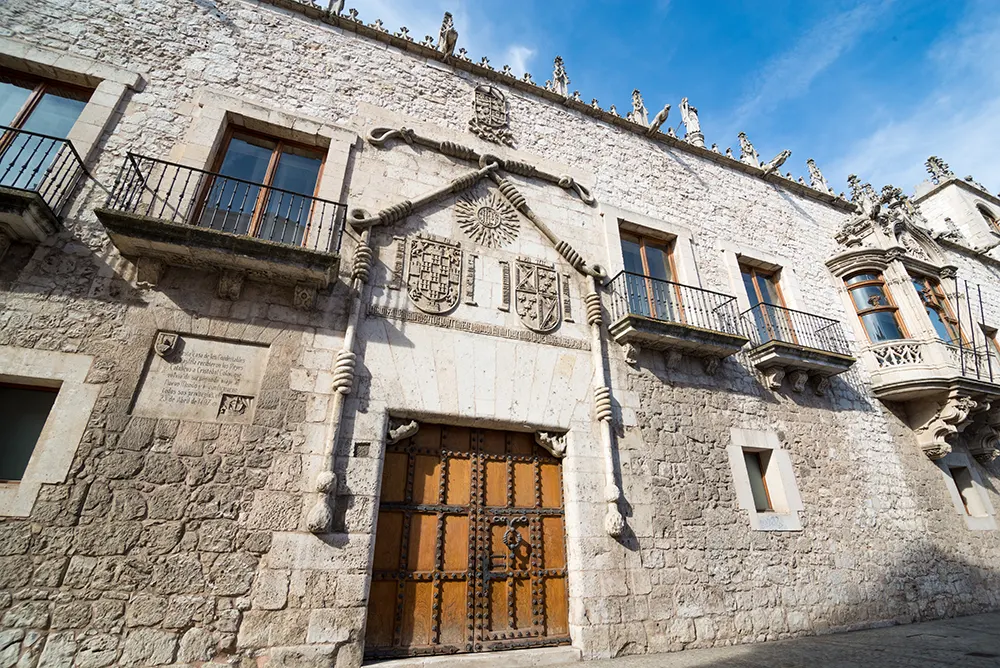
top-left (365, 424), bottom-right (569, 659)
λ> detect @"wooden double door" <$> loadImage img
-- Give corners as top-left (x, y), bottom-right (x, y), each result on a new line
top-left (365, 424), bottom-right (570, 659)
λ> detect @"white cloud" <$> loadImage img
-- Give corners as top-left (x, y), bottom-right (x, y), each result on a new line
top-left (502, 45), bottom-right (536, 77)
top-left (730, 1), bottom-right (893, 132)
top-left (827, 3), bottom-right (1000, 194)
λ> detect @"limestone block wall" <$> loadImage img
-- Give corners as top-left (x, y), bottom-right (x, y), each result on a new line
top-left (0, 0), bottom-right (999, 665)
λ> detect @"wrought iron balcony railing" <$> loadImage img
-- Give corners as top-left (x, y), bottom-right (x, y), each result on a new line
top-left (0, 125), bottom-right (86, 218)
top-left (105, 153), bottom-right (346, 253)
top-left (947, 343), bottom-right (998, 384)
top-left (607, 270), bottom-right (742, 337)
top-left (740, 303), bottom-right (852, 356)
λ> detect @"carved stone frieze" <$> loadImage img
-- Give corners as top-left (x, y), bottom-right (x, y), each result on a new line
top-left (515, 258), bottom-right (561, 333)
top-left (454, 190), bottom-right (519, 248)
top-left (406, 235), bottom-right (463, 315)
top-left (534, 431), bottom-right (567, 458)
top-left (468, 85), bottom-right (514, 147)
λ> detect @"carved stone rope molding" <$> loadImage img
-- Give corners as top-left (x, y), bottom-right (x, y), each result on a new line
top-left (364, 126), bottom-right (596, 205)
top-left (306, 227), bottom-right (374, 533)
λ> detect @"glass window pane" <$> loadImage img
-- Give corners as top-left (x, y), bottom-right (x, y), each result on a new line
top-left (860, 312), bottom-right (905, 342)
top-left (0, 80), bottom-right (33, 126)
top-left (199, 137), bottom-right (273, 233)
top-left (743, 451), bottom-right (771, 512)
top-left (846, 273), bottom-right (879, 285)
top-left (621, 238), bottom-right (644, 275)
top-left (850, 285), bottom-right (888, 311)
top-left (19, 92), bottom-right (88, 138)
top-left (257, 149), bottom-right (322, 244)
top-left (755, 273), bottom-right (782, 306)
top-left (741, 269), bottom-right (760, 307)
top-left (0, 385), bottom-right (58, 481)
top-left (925, 307), bottom-right (956, 343)
top-left (643, 244), bottom-right (672, 282)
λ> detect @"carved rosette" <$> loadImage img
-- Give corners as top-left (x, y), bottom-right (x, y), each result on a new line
top-left (454, 190), bottom-right (519, 248)
top-left (468, 84), bottom-right (514, 147)
top-left (515, 258), bottom-right (561, 333)
top-left (406, 235), bottom-right (463, 315)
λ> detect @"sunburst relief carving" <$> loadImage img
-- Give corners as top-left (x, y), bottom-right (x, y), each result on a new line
top-left (454, 190), bottom-right (520, 248)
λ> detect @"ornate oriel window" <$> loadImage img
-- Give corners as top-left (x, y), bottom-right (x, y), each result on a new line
top-left (620, 232), bottom-right (680, 320)
top-left (910, 274), bottom-right (963, 345)
top-left (845, 272), bottom-right (907, 342)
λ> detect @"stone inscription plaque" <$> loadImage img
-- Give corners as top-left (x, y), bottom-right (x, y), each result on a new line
top-left (132, 333), bottom-right (269, 422)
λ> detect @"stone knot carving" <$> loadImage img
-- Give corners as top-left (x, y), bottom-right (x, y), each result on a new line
top-left (534, 431), bottom-right (567, 458)
top-left (437, 11), bottom-right (458, 57)
top-left (331, 350), bottom-right (356, 394)
top-left (351, 243), bottom-right (374, 283)
top-left (925, 156), bottom-right (954, 184)
top-left (468, 84), bottom-right (514, 147)
top-left (738, 132), bottom-right (759, 167)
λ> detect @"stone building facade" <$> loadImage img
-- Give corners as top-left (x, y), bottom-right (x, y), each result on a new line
top-left (1, 2), bottom-right (1000, 667)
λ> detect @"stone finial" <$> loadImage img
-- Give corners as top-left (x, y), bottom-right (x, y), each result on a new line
top-left (626, 89), bottom-right (649, 126)
top-left (437, 11), bottom-right (458, 57)
top-left (370, 18), bottom-right (386, 31)
top-left (421, 35), bottom-right (435, 47)
top-left (848, 174), bottom-right (881, 220)
top-left (501, 64), bottom-right (514, 77)
top-left (571, 90), bottom-right (582, 102)
top-left (762, 150), bottom-right (791, 175)
top-left (346, 7), bottom-right (358, 20)
top-left (964, 175), bottom-right (987, 191)
top-left (738, 132), bottom-right (759, 167)
top-left (710, 143), bottom-right (720, 153)
top-left (925, 156), bottom-right (953, 184)
top-left (609, 104), bottom-right (619, 117)
top-left (522, 72), bottom-right (534, 84)
top-left (666, 127), bottom-right (676, 137)
top-left (395, 26), bottom-right (412, 40)
top-left (457, 47), bottom-right (470, 61)
top-left (479, 56), bottom-right (493, 70)
top-left (806, 158), bottom-right (831, 192)
top-left (679, 97), bottom-right (704, 147)
top-left (328, 0), bottom-right (344, 15)
top-left (590, 98), bottom-right (600, 109)
top-left (725, 147), bottom-right (734, 158)
top-left (552, 56), bottom-right (570, 96)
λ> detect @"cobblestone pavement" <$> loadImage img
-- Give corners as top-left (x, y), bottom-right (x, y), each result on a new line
top-left (582, 613), bottom-right (1000, 667)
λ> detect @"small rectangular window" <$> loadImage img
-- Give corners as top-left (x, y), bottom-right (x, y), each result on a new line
top-left (950, 466), bottom-right (986, 517)
top-left (0, 383), bottom-right (59, 481)
top-left (743, 449), bottom-right (772, 512)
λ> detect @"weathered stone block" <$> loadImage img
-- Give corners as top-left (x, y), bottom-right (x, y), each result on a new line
top-left (121, 628), bottom-right (177, 665)
top-left (247, 491), bottom-right (302, 531)
top-left (125, 594), bottom-right (167, 627)
top-left (206, 553), bottom-right (256, 596)
top-left (251, 569), bottom-right (289, 611)
top-left (177, 627), bottom-right (218, 663)
top-left (152, 555), bottom-right (205, 595)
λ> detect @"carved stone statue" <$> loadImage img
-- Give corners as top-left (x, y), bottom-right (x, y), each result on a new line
top-left (738, 132), bottom-right (759, 167)
top-left (761, 150), bottom-right (791, 175)
top-left (437, 12), bottom-right (458, 58)
top-left (626, 89), bottom-right (648, 126)
top-left (552, 56), bottom-right (569, 97)
top-left (925, 156), bottom-right (953, 184)
top-left (328, 0), bottom-right (344, 15)
top-left (847, 175), bottom-right (881, 221)
top-left (679, 97), bottom-right (704, 147)
top-left (647, 104), bottom-right (670, 135)
top-left (806, 158), bottom-right (831, 192)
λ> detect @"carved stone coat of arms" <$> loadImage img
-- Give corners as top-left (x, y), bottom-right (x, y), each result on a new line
top-left (468, 85), bottom-right (514, 147)
top-left (515, 259), bottom-right (560, 333)
top-left (406, 236), bottom-right (463, 314)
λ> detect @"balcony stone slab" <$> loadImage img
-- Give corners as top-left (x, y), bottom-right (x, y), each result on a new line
top-left (609, 313), bottom-right (749, 361)
top-left (0, 186), bottom-right (59, 246)
top-left (746, 340), bottom-right (855, 393)
top-left (94, 207), bottom-right (341, 294)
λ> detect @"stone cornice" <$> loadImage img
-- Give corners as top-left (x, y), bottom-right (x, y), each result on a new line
top-left (254, 0), bottom-right (856, 214)
top-left (913, 177), bottom-right (1000, 208)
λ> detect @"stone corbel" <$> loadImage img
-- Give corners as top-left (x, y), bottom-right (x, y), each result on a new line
top-left (968, 406), bottom-right (1000, 464)
top-left (0, 228), bottom-right (11, 262)
top-left (813, 375), bottom-right (831, 396)
top-left (762, 367), bottom-right (785, 390)
top-left (217, 270), bottom-right (244, 301)
top-left (622, 342), bottom-right (639, 366)
top-left (912, 393), bottom-right (978, 460)
top-left (135, 257), bottom-right (164, 288)
top-left (664, 350), bottom-right (683, 369)
top-left (534, 431), bottom-right (567, 458)
top-left (789, 370), bottom-right (809, 393)
top-left (387, 418), bottom-right (420, 445)
top-left (702, 357), bottom-right (720, 375)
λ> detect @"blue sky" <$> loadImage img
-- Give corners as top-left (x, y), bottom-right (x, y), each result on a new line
top-left (361, 0), bottom-right (999, 196)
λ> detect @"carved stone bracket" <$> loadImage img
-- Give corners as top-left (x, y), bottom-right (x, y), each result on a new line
top-left (789, 370), bottom-right (809, 393)
top-left (622, 342), bottom-right (639, 366)
top-left (664, 350), bottom-right (683, 369)
top-left (912, 393), bottom-right (979, 460)
top-left (217, 270), bottom-right (244, 301)
top-left (813, 375), bottom-right (831, 396)
top-left (968, 406), bottom-right (1000, 464)
top-left (702, 357), bottom-right (721, 376)
top-left (534, 431), bottom-right (567, 458)
top-left (136, 257), bottom-right (164, 288)
top-left (387, 418), bottom-right (420, 445)
top-left (762, 367), bottom-right (785, 390)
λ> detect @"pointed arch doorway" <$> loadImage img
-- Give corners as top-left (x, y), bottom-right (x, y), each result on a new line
top-left (364, 423), bottom-right (570, 660)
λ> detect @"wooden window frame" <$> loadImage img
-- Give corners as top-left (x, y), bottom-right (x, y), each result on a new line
top-left (196, 125), bottom-right (327, 245)
top-left (911, 273), bottom-right (966, 345)
top-left (979, 204), bottom-right (1000, 235)
top-left (845, 272), bottom-right (909, 343)
top-left (0, 68), bottom-right (92, 154)
top-left (620, 231), bottom-right (683, 320)
top-left (740, 264), bottom-right (797, 344)
top-left (743, 449), bottom-right (773, 512)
